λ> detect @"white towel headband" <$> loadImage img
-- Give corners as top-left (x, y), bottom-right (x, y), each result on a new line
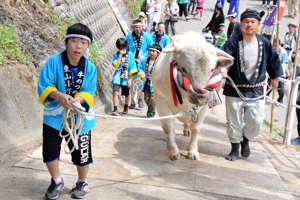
top-left (64, 34), bottom-right (91, 44)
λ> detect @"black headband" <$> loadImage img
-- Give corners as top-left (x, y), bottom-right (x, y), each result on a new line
top-left (241, 12), bottom-right (261, 22)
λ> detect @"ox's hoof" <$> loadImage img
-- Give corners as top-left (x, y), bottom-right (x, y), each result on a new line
top-left (183, 129), bottom-right (191, 137)
top-left (187, 150), bottom-right (200, 160)
top-left (168, 153), bottom-right (180, 161)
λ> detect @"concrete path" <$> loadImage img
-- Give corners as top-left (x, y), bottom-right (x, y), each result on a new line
top-left (1, 0), bottom-right (300, 200)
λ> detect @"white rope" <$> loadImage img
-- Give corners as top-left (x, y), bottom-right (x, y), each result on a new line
top-left (59, 100), bottom-right (86, 154)
top-left (132, 75), bottom-right (144, 92)
top-left (60, 100), bottom-right (199, 153)
top-left (226, 75), bottom-right (272, 101)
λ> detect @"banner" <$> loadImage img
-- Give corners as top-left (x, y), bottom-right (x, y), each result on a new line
top-left (107, 0), bottom-right (131, 36)
top-left (279, 0), bottom-right (286, 21)
top-left (262, 0), bottom-right (286, 26)
top-left (263, 6), bottom-right (276, 26)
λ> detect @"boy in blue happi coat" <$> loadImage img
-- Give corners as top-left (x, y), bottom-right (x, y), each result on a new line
top-left (137, 44), bottom-right (162, 118)
top-left (111, 38), bottom-right (138, 115)
top-left (38, 23), bottom-right (96, 199)
top-left (150, 22), bottom-right (170, 50)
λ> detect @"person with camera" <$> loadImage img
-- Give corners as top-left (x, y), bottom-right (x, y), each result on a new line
top-left (284, 21), bottom-right (298, 76)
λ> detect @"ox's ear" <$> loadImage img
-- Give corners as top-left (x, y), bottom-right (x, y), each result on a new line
top-left (217, 56), bottom-right (234, 68)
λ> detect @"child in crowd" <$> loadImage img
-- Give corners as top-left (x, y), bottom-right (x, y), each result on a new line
top-left (203, 32), bottom-right (214, 46)
top-left (137, 44), bottom-right (162, 118)
top-left (38, 23), bottom-right (96, 199)
top-left (111, 38), bottom-right (137, 116)
top-left (130, 12), bottom-right (147, 31)
top-left (216, 23), bottom-right (227, 48)
top-left (193, 0), bottom-right (204, 20)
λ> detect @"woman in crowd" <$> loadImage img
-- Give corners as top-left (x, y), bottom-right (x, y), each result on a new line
top-left (204, 3), bottom-right (224, 44)
top-left (164, 0), bottom-right (179, 36)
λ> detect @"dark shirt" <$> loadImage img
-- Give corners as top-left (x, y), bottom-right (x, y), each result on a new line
top-left (205, 12), bottom-right (225, 33)
top-left (227, 21), bottom-right (242, 39)
top-left (221, 33), bottom-right (282, 98)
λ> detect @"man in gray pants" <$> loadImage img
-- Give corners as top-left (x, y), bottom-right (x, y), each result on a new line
top-left (221, 9), bottom-right (281, 161)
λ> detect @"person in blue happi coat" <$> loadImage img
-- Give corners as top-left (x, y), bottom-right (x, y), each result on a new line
top-left (125, 20), bottom-right (154, 109)
top-left (150, 22), bottom-right (170, 50)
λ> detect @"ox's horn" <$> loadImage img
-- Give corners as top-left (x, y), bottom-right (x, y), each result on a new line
top-left (216, 48), bottom-right (234, 60)
top-left (162, 46), bottom-right (181, 53)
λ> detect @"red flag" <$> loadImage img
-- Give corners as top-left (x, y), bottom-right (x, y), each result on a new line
top-left (280, 0), bottom-right (286, 21)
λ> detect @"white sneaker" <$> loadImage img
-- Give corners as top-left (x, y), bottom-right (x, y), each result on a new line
top-left (262, 4), bottom-right (265, 7)
top-left (267, 4), bottom-right (269, 8)
top-left (186, 16), bottom-right (190, 21)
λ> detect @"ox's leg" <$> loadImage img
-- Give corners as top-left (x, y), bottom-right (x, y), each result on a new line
top-left (183, 123), bottom-right (191, 137)
top-left (161, 118), bottom-right (180, 161)
top-left (187, 124), bottom-right (201, 160)
top-left (187, 106), bottom-right (210, 160)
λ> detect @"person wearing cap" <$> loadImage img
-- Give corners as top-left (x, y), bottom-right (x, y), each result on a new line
top-left (204, 3), bottom-right (225, 44)
top-left (216, 23), bottom-right (227, 48)
top-left (284, 21), bottom-right (298, 75)
top-left (130, 12), bottom-right (147, 31)
top-left (227, 0), bottom-right (240, 20)
top-left (260, 7), bottom-right (275, 41)
top-left (150, 22), bottom-right (170, 49)
top-left (203, 32), bottom-right (214, 45)
top-left (227, 12), bottom-right (242, 39)
top-left (221, 9), bottom-right (281, 161)
top-left (137, 44), bottom-right (162, 118)
top-left (285, 0), bottom-right (299, 19)
top-left (38, 23), bottom-right (96, 199)
top-left (125, 19), bottom-right (154, 109)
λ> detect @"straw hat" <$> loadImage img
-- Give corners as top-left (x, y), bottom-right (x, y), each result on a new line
top-left (288, 21), bottom-right (297, 28)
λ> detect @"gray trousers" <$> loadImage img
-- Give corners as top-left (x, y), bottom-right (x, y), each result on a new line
top-left (165, 20), bottom-right (176, 36)
top-left (146, 12), bottom-right (155, 33)
top-left (225, 96), bottom-right (265, 143)
top-left (288, 0), bottom-right (300, 16)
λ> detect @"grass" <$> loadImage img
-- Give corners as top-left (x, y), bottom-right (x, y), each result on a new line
top-left (0, 23), bottom-right (26, 64)
top-left (128, 0), bottom-right (144, 16)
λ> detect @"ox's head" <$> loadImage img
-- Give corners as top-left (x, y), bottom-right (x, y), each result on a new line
top-left (163, 32), bottom-right (234, 105)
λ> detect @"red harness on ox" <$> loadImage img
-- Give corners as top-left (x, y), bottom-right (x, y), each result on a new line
top-left (170, 60), bottom-right (221, 107)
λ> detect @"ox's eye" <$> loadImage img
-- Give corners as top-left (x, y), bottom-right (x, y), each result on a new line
top-left (182, 67), bottom-right (186, 73)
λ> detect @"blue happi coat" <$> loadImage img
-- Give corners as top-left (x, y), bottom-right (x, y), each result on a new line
top-left (38, 53), bottom-right (97, 135)
top-left (150, 32), bottom-right (170, 49)
top-left (222, 33), bottom-right (282, 98)
top-left (124, 31), bottom-right (154, 60)
top-left (111, 51), bottom-right (137, 86)
top-left (137, 56), bottom-right (156, 93)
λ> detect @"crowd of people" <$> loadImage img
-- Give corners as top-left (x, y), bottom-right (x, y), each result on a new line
top-left (36, 0), bottom-right (300, 199)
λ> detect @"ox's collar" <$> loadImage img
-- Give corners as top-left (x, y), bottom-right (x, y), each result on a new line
top-left (170, 61), bottom-right (222, 108)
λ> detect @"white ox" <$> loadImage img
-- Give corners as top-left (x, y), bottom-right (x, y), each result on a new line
top-left (152, 32), bottom-right (234, 161)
